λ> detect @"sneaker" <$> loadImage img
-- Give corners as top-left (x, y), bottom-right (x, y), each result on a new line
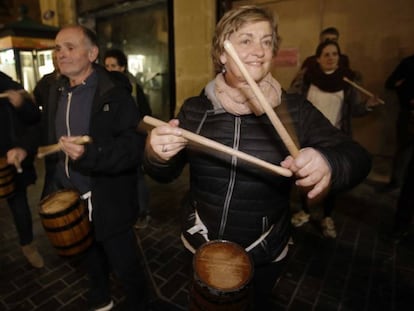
top-left (321, 217), bottom-right (337, 238)
top-left (21, 243), bottom-right (44, 268)
top-left (135, 215), bottom-right (151, 229)
top-left (93, 299), bottom-right (114, 311)
top-left (291, 210), bottom-right (310, 227)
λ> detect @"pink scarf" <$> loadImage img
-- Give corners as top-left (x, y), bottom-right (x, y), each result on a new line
top-left (215, 73), bottom-right (282, 116)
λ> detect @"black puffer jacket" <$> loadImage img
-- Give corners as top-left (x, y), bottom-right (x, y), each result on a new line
top-left (144, 89), bottom-right (371, 265)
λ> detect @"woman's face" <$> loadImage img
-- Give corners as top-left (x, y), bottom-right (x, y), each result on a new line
top-left (317, 44), bottom-right (339, 72)
top-left (104, 57), bottom-right (125, 72)
top-left (220, 21), bottom-right (274, 88)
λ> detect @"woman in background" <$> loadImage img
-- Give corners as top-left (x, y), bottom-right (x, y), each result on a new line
top-left (289, 40), bottom-right (380, 238)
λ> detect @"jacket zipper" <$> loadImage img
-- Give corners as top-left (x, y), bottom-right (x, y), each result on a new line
top-left (218, 116), bottom-right (240, 238)
top-left (64, 91), bottom-right (72, 178)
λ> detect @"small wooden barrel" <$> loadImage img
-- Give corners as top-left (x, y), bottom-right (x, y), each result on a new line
top-left (189, 240), bottom-right (253, 311)
top-left (39, 189), bottom-right (93, 256)
top-left (0, 156), bottom-right (15, 199)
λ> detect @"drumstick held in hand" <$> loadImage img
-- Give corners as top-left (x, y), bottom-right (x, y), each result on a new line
top-left (343, 77), bottom-right (385, 104)
top-left (0, 89), bottom-right (26, 99)
top-left (223, 40), bottom-right (300, 157)
top-left (141, 116), bottom-right (292, 177)
top-left (14, 156), bottom-right (23, 173)
top-left (37, 136), bottom-right (92, 159)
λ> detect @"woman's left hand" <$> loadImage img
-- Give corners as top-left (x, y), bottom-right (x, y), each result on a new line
top-left (281, 147), bottom-right (332, 199)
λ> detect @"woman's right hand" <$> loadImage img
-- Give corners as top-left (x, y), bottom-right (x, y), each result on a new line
top-left (146, 119), bottom-right (188, 162)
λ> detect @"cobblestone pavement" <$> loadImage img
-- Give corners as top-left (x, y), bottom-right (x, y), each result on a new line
top-left (1, 160), bottom-right (413, 310)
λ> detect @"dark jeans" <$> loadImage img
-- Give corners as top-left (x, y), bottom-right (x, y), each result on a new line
top-left (137, 168), bottom-right (150, 217)
top-left (85, 228), bottom-right (148, 310)
top-left (252, 258), bottom-right (287, 310)
top-left (394, 144), bottom-right (414, 232)
top-left (302, 192), bottom-right (336, 217)
top-left (389, 112), bottom-right (414, 186)
top-left (7, 188), bottom-right (33, 246)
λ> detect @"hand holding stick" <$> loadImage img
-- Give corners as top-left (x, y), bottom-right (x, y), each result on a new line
top-left (37, 136), bottom-right (92, 159)
top-left (142, 116), bottom-right (292, 177)
top-left (13, 156), bottom-right (23, 173)
top-left (343, 77), bottom-right (385, 105)
top-left (223, 40), bottom-right (300, 157)
top-left (0, 89), bottom-right (26, 99)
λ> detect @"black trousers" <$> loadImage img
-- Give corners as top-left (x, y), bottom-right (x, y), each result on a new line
top-left (252, 258), bottom-right (287, 310)
top-left (85, 228), bottom-right (148, 310)
top-left (7, 188), bottom-right (33, 246)
top-left (394, 142), bottom-right (414, 232)
top-left (302, 192), bottom-right (336, 217)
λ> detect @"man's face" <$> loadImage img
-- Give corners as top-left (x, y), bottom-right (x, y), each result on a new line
top-left (55, 27), bottom-right (98, 83)
top-left (320, 33), bottom-right (338, 43)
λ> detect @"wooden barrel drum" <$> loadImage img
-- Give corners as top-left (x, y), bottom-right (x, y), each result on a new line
top-left (0, 156), bottom-right (15, 199)
top-left (39, 189), bottom-right (93, 256)
top-left (189, 240), bottom-right (253, 311)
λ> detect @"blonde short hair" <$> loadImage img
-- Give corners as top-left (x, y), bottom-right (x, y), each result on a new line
top-left (211, 5), bottom-right (280, 73)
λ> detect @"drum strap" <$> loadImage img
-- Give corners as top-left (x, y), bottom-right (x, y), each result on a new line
top-left (186, 209), bottom-right (286, 259)
top-left (81, 191), bottom-right (92, 221)
top-left (244, 224), bottom-right (274, 252)
top-left (187, 210), bottom-right (209, 241)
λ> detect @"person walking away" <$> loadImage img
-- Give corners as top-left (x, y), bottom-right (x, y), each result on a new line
top-left (0, 71), bottom-right (44, 268)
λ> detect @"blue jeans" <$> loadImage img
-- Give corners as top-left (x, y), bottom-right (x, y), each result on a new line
top-left (85, 228), bottom-right (148, 310)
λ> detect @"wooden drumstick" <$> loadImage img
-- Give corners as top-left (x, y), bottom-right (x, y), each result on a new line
top-left (37, 136), bottom-right (92, 159)
top-left (0, 89), bottom-right (27, 99)
top-left (223, 40), bottom-right (300, 157)
top-left (13, 156), bottom-right (23, 173)
top-left (142, 116), bottom-right (292, 177)
top-left (343, 77), bottom-right (385, 104)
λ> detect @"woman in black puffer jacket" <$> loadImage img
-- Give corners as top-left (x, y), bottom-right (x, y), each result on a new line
top-left (143, 5), bottom-right (372, 310)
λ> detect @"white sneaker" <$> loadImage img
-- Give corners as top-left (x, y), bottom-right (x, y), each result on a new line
top-left (321, 217), bottom-right (337, 238)
top-left (94, 300), bottom-right (114, 311)
top-left (291, 210), bottom-right (310, 227)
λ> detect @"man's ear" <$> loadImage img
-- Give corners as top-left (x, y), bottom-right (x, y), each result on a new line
top-left (89, 46), bottom-right (99, 62)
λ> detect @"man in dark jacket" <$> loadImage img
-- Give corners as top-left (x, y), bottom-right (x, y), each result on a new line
top-left (39, 25), bottom-right (147, 311)
top-left (0, 71), bottom-right (43, 268)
